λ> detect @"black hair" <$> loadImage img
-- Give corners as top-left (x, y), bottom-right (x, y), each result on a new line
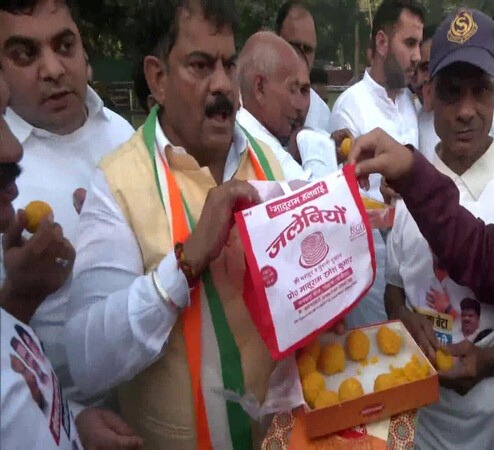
top-left (423, 24), bottom-right (437, 43)
top-left (275, 0), bottom-right (311, 35)
top-left (0, 0), bottom-right (73, 14)
top-left (460, 297), bottom-right (481, 316)
top-left (371, 0), bottom-right (425, 50)
top-left (310, 67), bottom-right (326, 84)
top-left (132, 57), bottom-right (151, 114)
top-left (134, 0), bottom-right (238, 64)
top-left (290, 42), bottom-right (310, 69)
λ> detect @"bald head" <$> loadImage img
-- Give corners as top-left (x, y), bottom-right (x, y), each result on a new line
top-left (238, 31), bottom-right (309, 143)
top-left (239, 32), bottom-right (298, 101)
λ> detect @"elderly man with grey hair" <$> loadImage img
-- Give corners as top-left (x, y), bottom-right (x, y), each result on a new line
top-left (237, 31), bottom-right (337, 180)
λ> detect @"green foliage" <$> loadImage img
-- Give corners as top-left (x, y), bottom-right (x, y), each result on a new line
top-left (74, 0), bottom-right (494, 67)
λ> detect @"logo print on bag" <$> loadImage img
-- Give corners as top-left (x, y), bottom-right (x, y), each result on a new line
top-left (350, 221), bottom-right (366, 241)
top-left (448, 10), bottom-right (478, 44)
top-left (266, 205), bottom-right (347, 259)
top-left (261, 265), bottom-right (278, 288)
top-left (299, 232), bottom-right (329, 268)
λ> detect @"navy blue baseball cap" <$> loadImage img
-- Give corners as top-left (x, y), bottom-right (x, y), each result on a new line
top-left (430, 8), bottom-right (494, 78)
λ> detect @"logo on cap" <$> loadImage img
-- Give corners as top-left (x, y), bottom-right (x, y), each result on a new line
top-left (448, 11), bottom-right (478, 44)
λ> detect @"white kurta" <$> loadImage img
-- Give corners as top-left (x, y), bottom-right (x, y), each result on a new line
top-left (237, 107), bottom-right (338, 181)
top-left (386, 142), bottom-right (494, 449)
top-left (332, 69), bottom-right (419, 328)
top-left (304, 88), bottom-right (333, 133)
top-left (66, 121), bottom-right (304, 449)
top-left (6, 87), bottom-right (135, 409)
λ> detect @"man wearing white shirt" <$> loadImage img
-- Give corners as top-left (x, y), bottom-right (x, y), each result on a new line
top-left (0, 63), bottom-right (141, 450)
top-left (276, 0), bottom-right (333, 132)
top-left (414, 25), bottom-right (494, 161)
top-left (332, 0), bottom-right (424, 328)
top-left (66, 3), bottom-right (303, 449)
top-left (385, 9), bottom-right (494, 447)
top-left (237, 31), bottom-right (337, 180)
top-left (0, 0), bottom-right (134, 408)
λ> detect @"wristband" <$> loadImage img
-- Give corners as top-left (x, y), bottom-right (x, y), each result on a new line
top-left (175, 242), bottom-right (199, 287)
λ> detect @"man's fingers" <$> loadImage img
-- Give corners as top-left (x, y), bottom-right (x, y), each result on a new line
top-left (227, 181), bottom-right (262, 209)
top-left (3, 210), bottom-right (27, 250)
top-left (355, 158), bottom-right (385, 178)
top-left (112, 435), bottom-right (145, 449)
top-left (423, 324), bottom-right (439, 351)
top-left (101, 409), bottom-right (140, 437)
top-left (348, 130), bottom-right (379, 165)
top-left (28, 220), bottom-right (63, 256)
top-left (442, 340), bottom-right (469, 357)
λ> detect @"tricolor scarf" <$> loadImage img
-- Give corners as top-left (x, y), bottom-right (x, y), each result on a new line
top-left (143, 106), bottom-right (276, 449)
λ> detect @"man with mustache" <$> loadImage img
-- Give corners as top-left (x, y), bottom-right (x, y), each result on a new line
top-left (412, 24), bottom-right (494, 162)
top-left (0, 72), bottom-right (142, 449)
top-left (331, 0), bottom-right (423, 329)
top-left (66, 2), bottom-right (303, 449)
top-left (0, 0), bottom-right (134, 409)
top-left (376, 9), bottom-right (494, 447)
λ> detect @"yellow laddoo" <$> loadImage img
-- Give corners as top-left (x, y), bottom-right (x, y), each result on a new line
top-left (314, 389), bottom-right (340, 409)
top-left (389, 365), bottom-right (408, 385)
top-left (305, 339), bottom-right (321, 361)
top-left (302, 372), bottom-right (326, 408)
top-left (319, 342), bottom-right (345, 375)
top-left (435, 349), bottom-right (454, 372)
top-left (339, 377), bottom-right (364, 402)
top-left (374, 373), bottom-right (399, 392)
top-left (297, 352), bottom-right (317, 379)
top-left (404, 360), bottom-right (424, 382)
top-left (411, 354), bottom-right (430, 378)
top-left (377, 326), bottom-right (401, 355)
top-left (340, 137), bottom-right (352, 159)
top-left (362, 196), bottom-right (387, 210)
top-left (24, 201), bottom-right (53, 233)
top-left (346, 329), bottom-right (370, 361)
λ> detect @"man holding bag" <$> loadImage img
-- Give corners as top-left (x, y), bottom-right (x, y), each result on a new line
top-left (65, 1), bottom-right (306, 449)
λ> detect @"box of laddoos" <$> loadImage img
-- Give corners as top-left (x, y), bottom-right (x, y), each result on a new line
top-left (361, 196), bottom-right (395, 229)
top-left (297, 321), bottom-right (439, 439)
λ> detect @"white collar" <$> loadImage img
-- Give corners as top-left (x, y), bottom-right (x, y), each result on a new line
top-left (5, 86), bottom-right (109, 144)
top-left (237, 107), bottom-right (280, 145)
top-left (154, 116), bottom-right (248, 160)
top-left (363, 69), bottom-right (407, 104)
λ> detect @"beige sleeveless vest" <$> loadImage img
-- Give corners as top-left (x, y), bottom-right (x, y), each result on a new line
top-left (100, 127), bottom-right (284, 449)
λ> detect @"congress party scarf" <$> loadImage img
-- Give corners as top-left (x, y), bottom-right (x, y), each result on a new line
top-left (143, 106), bottom-right (275, 449)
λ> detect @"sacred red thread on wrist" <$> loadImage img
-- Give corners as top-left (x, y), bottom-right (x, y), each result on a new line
top-left (175, 242), bottom-right (199, 288)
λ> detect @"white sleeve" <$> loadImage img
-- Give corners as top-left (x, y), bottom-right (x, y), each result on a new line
top-left (65, 169), bottom-right (190, 396)
top-left (267, 139), bottom-right (311, 181)
top-left (305, 89), bottom-right (333, 133)
top-left (296, 129), bottom-right (338, 180)
top-left (385, 201), bottom-right (406, 288)
top-left (331, 93), bottom-right (361, 138)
